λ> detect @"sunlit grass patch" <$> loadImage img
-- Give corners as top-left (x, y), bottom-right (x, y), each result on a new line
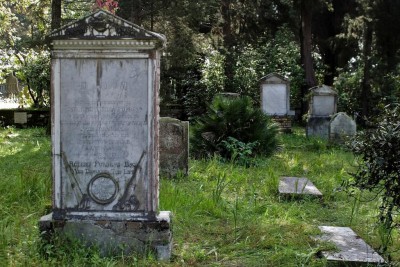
top-left (1, 127), bottom-right (399, 266)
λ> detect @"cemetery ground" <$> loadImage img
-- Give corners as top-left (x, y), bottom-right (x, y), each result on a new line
top-left (0, 127), bottom-right (399, 266)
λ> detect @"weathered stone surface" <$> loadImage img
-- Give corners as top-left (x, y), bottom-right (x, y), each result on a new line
top-left (308, 85), bottom-right (337, 117)
top-left (317, 226), bottom-right (385, 265)
top-left (50, 10), bottom-right (165, 220)
top-left (307, 85), bottom-right (338, 139)
top-left (260, 73), bottom-right (293, 116)
top-left (329, 112), bottom-right (356, 143)
top-left (271, 115), bottom-right (292, 133)
top-left (279, 177), bottom-right (322, 197)
top-left (41, 10), bottom-right (171, 260)
top-left (14, 112), bottom-right (27, 124)
top-left (159, 117), bottom-right (189, 178)
top-left (260, 73), bottom-right (294, 132)
top-left (5, 73), bottom-right (19, 98)
top-left (39, 211), bottom-right (172, 260)
top-left (306, 116), bottom-right (331, 139)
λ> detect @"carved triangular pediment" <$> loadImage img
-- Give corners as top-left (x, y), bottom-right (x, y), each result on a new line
top-left (309, 85), bottom-right (337, 95)
top-left (50, 10), bottom-right (165, 42)
top-left (259, 73), bottom-right (289, 84)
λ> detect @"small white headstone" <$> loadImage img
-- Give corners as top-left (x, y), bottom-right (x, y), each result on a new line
top-left (309, 85), bottom-right (337, 117)
top-left (260, 73), bottom-right (291, 116)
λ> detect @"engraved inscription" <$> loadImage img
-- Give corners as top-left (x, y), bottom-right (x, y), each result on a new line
top-left (69, 160), bottom-right (136, 176)
top-left (59, 58), bottom-right (149, 210)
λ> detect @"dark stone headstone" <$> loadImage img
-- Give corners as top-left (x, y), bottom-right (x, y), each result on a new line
top-left (159, 117), bottom-right (189, 178)
top-left (306, 117), bottom-right (331, 139)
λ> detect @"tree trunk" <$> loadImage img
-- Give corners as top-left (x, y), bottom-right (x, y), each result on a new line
top-left (130, 0), bottom-right (143, 25)
top-left (51, 0), bottom-right (62, 30)
top-left (301, 0), bottom-right (317, 88)
top-left (299, 0), bottom-right (317, 115)
top-left (221, 0), bottom-right (235, 92)
top-left (360, 21), bottom-right (373, 122)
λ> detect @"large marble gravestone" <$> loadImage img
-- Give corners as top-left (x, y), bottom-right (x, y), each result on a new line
top-left (40, 10), bottom-right (172, 259)
top-left (58, 58), bottom-right (151, 218)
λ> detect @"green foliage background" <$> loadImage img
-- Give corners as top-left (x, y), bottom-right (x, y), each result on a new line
top-left (191, 96), bottom-right (280, 159)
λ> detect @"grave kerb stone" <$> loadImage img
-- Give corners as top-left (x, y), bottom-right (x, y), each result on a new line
top-left (317, 226), bottom-right (385, 265)
top-left (279, 176), bottom-right (322, 197)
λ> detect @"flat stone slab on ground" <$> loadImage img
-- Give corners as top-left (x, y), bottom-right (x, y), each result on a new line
top-left (317, 226), bottom-right (385, 265)
top-left (279, 177), bottom-right (322, 197)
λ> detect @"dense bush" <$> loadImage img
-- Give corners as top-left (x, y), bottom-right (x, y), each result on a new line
top-left (348, 104), bottom-right (400, 248)
top-left (231, 26), bottom-right (304, 108)
top-left (18, 52), bottom-right (50, 108)
top-left (182, 48), bottom-right (226, 119)
top-left (191, 96), bottom-right (280, 161)
top-left (182, 26), bottom-right (304, 120)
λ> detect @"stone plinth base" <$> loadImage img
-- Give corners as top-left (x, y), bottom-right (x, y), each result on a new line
top-left (271, 116), bottom-right (292, 133)
top-left (39, 211), bottom-right (172, 260)
top-left (306, 116), bottom-right (331, 139)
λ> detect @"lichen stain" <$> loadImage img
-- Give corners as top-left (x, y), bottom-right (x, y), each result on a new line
top-left (96, 60), bottom-right (102, 101)
top-left (96, 60), bottom-right (102, 86)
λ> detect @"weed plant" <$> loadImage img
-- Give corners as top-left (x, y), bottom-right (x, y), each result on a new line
top-left (0, 127), bottom-right (398, 266)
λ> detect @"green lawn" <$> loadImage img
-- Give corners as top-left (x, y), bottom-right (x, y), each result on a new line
top-left (0, 127), bottom-right (398, 266)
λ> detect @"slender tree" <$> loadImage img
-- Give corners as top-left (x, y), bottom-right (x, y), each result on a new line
top-left (51, 0), bottom-right (62, 30)
top-left (313, 0), bottom-right (358, 86)
top-left (299, 0), bottom-right (317, 89)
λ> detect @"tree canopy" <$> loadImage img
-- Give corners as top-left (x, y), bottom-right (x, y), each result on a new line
top-left (1, 0), bottom-right (399, 114)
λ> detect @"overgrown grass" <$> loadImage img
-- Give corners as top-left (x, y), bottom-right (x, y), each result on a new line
top-left (0, 127), bottom-right (398, 266)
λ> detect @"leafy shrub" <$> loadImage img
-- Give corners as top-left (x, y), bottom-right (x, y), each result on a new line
top-left (347, 104), bottom-right (400, 250)
top-left (18, 51), bottom-right (50, 108)
top-left (191, 96), bottom-right (280, 159)
top-left (218, 137), bottom-right (259, 166)
top-left (231, 26), bottom-right (304, 107)
top-left (183, 47), bottom-right (226, 119)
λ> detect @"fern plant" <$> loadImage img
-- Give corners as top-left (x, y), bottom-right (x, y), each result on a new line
top-left (191, 96), bottom-right (280, 159)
